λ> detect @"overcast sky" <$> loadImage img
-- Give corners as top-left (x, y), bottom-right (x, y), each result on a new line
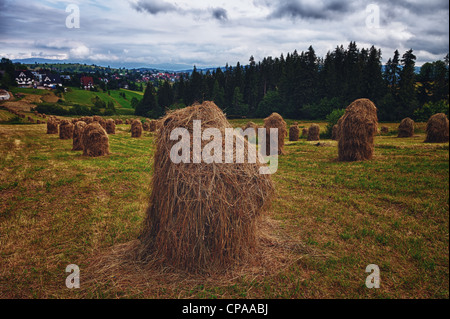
top-left (0, 0), bottom-right (448, 69)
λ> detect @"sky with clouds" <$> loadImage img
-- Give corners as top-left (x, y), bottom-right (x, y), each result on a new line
top-left (0, 0), bottom-right (448, 69)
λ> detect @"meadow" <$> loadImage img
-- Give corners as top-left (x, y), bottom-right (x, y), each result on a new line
top-left (0, 120), bottom-right (448, 299)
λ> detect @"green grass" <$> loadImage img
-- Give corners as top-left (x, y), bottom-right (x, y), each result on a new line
top-left (0, 122), bottom-right (448, 299)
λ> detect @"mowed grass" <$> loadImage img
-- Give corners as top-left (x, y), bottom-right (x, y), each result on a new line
top-left (0, 122), bottom-right (448, 299)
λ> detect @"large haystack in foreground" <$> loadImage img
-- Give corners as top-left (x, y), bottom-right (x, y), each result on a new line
top-left (72, 121), bottom-right (87, 151)
top-left (425, 113), bottom-right (449, 143)
top-left (131, 120), bottom-right (143, 138)
top-left (264, 113), bottom-right (287, 155)
top-left (137, 101), bottom-right (274, 271)
top-left (81, 122), bottom-right (110, 157)
top-left (59, 120), bottom-right (74, 140)
top-left (307, 124), bottom-right (320, 141)
top-left (338, 99), bottom-right (378, 162)
top-left (398, 118), bottom-right (415, 138)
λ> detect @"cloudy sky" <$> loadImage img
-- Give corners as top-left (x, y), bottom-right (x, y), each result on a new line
top-left (0, 0), bottom-right (448, 69)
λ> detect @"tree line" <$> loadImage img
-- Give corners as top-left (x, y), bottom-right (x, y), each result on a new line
top-left (135, 42), bottom-right (449, 121)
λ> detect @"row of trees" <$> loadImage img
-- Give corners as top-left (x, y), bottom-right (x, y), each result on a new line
top-left (135, 42), bottom-right (449, 121)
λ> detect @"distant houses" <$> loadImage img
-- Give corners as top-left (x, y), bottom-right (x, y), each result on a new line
top-left (14, 70), bottom-right (34, 87)
top-left (81, 76), bottom-right (94, 90)
top-left (14, 70), bottom-right (62, 88)
top-left (42, 73), bottom-right (62, 88)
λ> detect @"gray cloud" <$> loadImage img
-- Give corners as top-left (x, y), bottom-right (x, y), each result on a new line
top-left (255, 0), bottom-right (351, 20)
top-left (130, 0), bottom-right (177, 15)
top-left (211, 7), bottom-right (228, 21)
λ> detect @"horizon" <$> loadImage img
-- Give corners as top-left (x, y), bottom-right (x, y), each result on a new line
top-left (0, 0), bottom-right (449, 70)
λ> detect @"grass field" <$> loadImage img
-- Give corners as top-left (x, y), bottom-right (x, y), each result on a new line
top-left (0, 121), bottom-right (448, 299)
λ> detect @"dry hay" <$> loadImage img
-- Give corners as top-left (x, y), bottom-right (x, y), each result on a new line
top-left (106, 119), bottom-right (116, 135)
top-left (143, 121), bottom-right (151, 132)
top-left (133, 101), bottom-right (275, 272)
top-left (264, 113), bottom-right (287, 155)
top-left (332, 117), bottom-right (344, 141)
top-left (381, 126), bottom-right (389, 134)
top-left (82, 122), bottom-right (111, 157)
top-left (338, 98), bottom-right (378, 162)
top-left (93, 115), bottom-right (106, 129)
top-left (72, 121), bottom-right (87, 151)
top-left (80, 215), bottom-right (320, 298)
top-left (115, 119), bottom-right (123, 125)
top-left (289, 125), bottom-right (300, 141)
top-left (302, 128), bottom-right (308, 137)
top-left (125, 119), bottom-right (131, 125)
top-left (81, 116), bottom-right (93, 124)
top-left (424, 113), bottom-right (449, 143)
top-left (398, 118), bottom-right (415, 138)
top-left (131, 119), bottom-right (143, 138)
top-left (47, 120), bottom-right (58, 134)
top-left (27, 116), bottom-right (35, 123)
top-left (243, 121), bottom-right (260, 136)
top-left (59, 120), bottom-right (74, 140)
top-left (149, 120), bottom-right (158, 132)
top-left (307, 124), bottom-right (320, 141)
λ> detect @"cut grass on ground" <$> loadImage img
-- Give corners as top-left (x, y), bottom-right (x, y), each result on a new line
top-left (0, 122), bottom-right (448, 299)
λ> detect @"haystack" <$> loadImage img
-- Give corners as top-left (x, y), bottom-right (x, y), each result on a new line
top-left (115, 119), bottom-right (123, 125)
top-left (332, 125), bottom-right (339, 140)
top-left (93, 116), bottom-right (106, 129)
top-left (398, 118), bottom-right (414, 138)
top-left (264, 113), bottom-right (287, 155)
top-left (302, 128), bottom-right (308, 138)
top-left (82, 122), bottom-right (111, 157)
top-left (424, 113), bottom-right (449, 143)
top-left (81, 116), bottom-right (93, 124)
top-left (307, 124), bottom-right (320, 141)
top-left (47, 120), bottom-right (58, 134)
top-left (381, 126), bottom-right (389, 134)
top-left (143, 121), bottom-right (150, 132)
top-left (131, 119), bottom-right (143, 138)
top-left (137, 101), bottom-right (274, 271)
top-left (72, 121), bottom-right (87, 151)
top-left (289, 124), bottom-right (300, 141)
top-left (149, 120), bottom-right (158, 132)
top-left (338, 98), bottom-right (378, 162)
top-left (243, 122), bottom-right (259, 136)
top-left (106, 119), bottom-right (116, 135)
top-left (59, 120), bottom-right (74, 140)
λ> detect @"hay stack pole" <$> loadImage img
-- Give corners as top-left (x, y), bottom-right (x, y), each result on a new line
top-left (72, 121), bottom-right (87, 151)
top-left (59, 120), bottom-right (74, 140)
top-left (397, 118), bottom-right (415, 138)
top-left (264, 113), bottom-right (287, 155)
top-left (137, 101), bottom-right (274, 271)
top-left (82, 123), bottom-right (110, 157)
top-left (338, 98), bottom-right (378, 162)
top-left (424, 113), bottom-right (449, 143)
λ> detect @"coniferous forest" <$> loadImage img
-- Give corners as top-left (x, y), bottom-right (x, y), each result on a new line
top-left (136, 42), bottom-right (449, 122)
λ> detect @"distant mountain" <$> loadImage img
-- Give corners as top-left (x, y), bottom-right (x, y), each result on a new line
top-left (11, 58), bottom-right (212, 72)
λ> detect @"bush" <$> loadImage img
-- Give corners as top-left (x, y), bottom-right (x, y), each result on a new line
top-left (325, 108), bottom-right (346, 138)
top-left (35, 103), bottom-right (69, 116)
top-left (413, 100), bottom-right (449, 122)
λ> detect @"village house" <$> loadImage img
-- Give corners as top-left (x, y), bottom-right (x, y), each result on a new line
top-left (14, 70), bottom-right (34, 87)
top-left (42, 73), bottom-right (62, 88)
top-left (81, 76), bottom-right (94, 90)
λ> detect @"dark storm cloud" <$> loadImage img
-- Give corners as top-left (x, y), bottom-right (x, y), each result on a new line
top-left (130, 0), bottom-right (177, 15)
top-left (255, 0), bottom-right (351, 20)
top-left (211, 7), bottom-right (228, 21)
